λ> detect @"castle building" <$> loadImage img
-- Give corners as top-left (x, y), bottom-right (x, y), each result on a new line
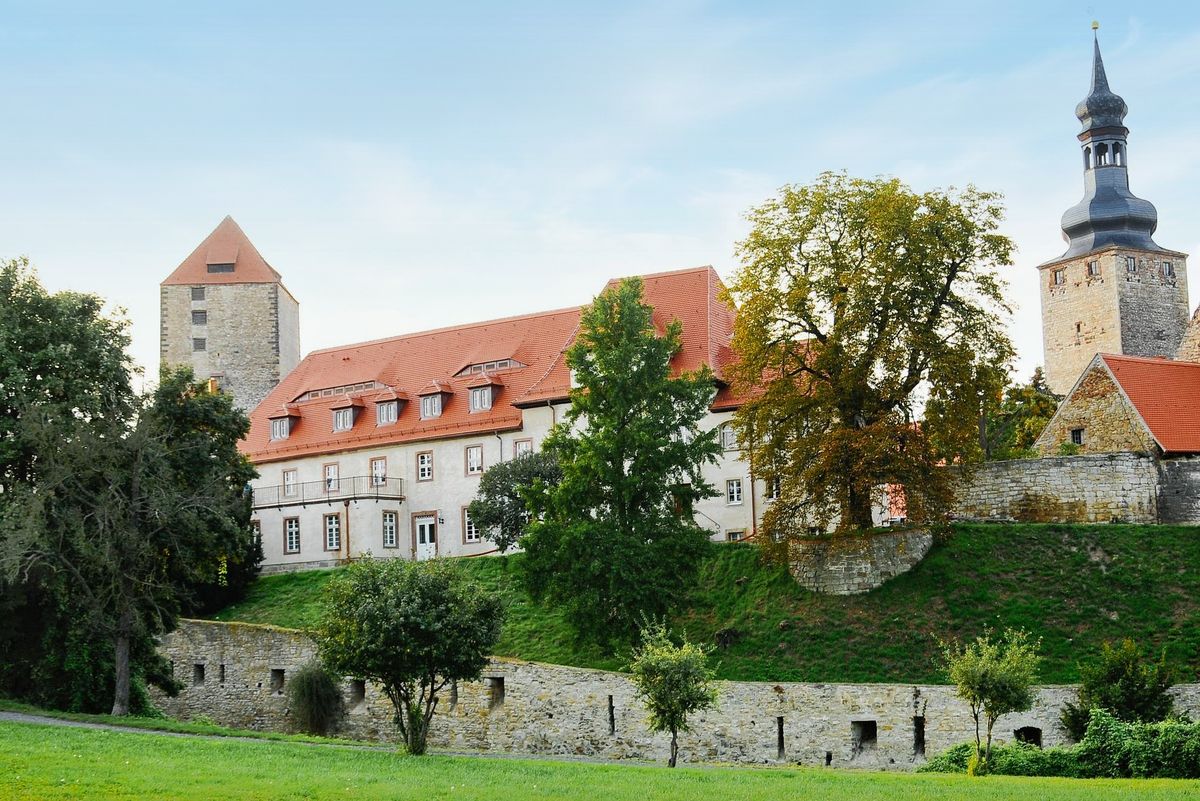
top-left (160, 217), bottom-right (301, 411)
top-left (1038, 34), bottom-right (1190, 396)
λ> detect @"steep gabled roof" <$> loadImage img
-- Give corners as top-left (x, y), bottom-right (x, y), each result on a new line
top-left (1099, 354), bottom-right (1200, 455)
top-left (162, 216), bottom-right (285, 286)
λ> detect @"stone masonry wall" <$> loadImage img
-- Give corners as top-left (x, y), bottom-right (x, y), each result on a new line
top-left (1118, 251), bottom-right (1190, 361)
top-left (1179, 304), bottom-right (1200, 362)
top-left (1157, 457), bottom-right (1200, 525)
top-left (1034, 363), bottom-right (1156, 456)
top-left (154, 620), bottom-right (1200, 769)
top-left (951, 453), bottom-right (1160, 523)
top-left (1040, 249), bottom-right (1122, 396)
top-left (787, 529), bottom-right (932, 595)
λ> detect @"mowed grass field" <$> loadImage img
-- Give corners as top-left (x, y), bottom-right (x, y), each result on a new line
top-left (211, 523), bottom-right (1200, 683)
top-left (2, 721), bottom-right (1197, 801)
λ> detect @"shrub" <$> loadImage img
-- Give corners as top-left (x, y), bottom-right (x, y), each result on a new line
top-left (1061, 638), bottom-right (1173, 741)
top-left (918, 742), bottom-right (973, 773)
top-left (1078, 708), bottom-right (1200, 779)
top-left (921, 742), bottom-right (1082, 778)
top-left (287, 661), bottom-right (343, 736)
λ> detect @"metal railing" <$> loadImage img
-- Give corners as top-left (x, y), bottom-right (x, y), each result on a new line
top-left (251, 476), bottom-right (404, 510)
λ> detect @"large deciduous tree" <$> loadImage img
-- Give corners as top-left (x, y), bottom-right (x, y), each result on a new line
top-left (727, 172), bottom-right (1015, 534)
top-left (520, 277), bottom-right (721, 646)
top-left (467, 451), bottom-right (562, 553)
top-left (314, 557), bottom-right (503, 754)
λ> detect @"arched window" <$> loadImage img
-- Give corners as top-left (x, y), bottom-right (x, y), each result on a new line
top-left (1112, 142), bottom-right (1124, 166)
top-left (1095, 143), bottom-right (1109, 166)
top-left (1083, 146), bottom-right (1092, 169)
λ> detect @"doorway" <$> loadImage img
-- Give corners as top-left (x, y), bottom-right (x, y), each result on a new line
top-left (413, 514), bottom-right (437, 561)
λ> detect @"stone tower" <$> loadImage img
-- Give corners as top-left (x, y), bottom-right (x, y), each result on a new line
top-left (1038, 32), bottom-right (1190, 395)
top-left (160, 216), bottom-right (301, 411)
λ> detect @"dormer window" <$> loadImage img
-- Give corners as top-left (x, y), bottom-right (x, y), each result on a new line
top-left (469, 386), bottom-right (493, 412)
top-left (270, 418), bottom-right (290, 441)
top-left (420, 394), bottom-right (442, 419)
top-left (206, 263), bottom-right (235, 274)
top-left (377, 400), bottom-right (399, 426)
top-left (333, 408), bottom-right (355, 432)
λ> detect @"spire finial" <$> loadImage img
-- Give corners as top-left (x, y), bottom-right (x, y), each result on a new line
top-left (1092, 20), bottom-right (1100, 32)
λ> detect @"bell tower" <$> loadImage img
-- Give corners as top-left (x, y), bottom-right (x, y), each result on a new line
top-left (1038, 26), bottom-right (1189, 395)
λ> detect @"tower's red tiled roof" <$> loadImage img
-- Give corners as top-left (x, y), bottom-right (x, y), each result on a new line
top-left (1101, 354), bottom-right (1200, 454)
top-left (242, 266), bottom-right (742, 464)
top-left (162, 216), bottom-right (284, 286)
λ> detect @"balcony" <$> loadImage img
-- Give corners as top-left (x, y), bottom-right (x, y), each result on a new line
top-left (251, 476), bottom-right (404, 510)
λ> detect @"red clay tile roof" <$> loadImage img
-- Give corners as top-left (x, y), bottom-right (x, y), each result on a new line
top-left (242, 266), bottom-right (744, 464)
top-left (1101, 354), bottom-right (1200, 454)
top-left (162, 216), bottom-right (285, 286)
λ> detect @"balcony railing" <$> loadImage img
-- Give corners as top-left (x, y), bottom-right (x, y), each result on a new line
top-left (251, 476), bottom-right (404, 510)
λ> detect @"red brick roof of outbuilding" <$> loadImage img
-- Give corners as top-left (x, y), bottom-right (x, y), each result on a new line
top-left (161, 216), bottom-right (284, 286)
top-left (1101, 354), bottom-right (1200, 454)
top-left (242, 266), bottom-right (743, 464)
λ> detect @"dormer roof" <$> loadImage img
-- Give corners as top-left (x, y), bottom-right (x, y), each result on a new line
top-left (162, 216), bottom-right (285, 286)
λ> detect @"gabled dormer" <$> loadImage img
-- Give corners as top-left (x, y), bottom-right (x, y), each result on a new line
top-left (330, 396), bottom-right (364, 432)
top-left (267, 404), bottom-right (301, 441)
top-left (418, 381), bottom-right (452, 419)
top-left (465, 373), bottom-right (504, 412)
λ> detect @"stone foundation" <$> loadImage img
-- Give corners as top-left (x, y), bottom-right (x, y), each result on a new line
top-left (787, 529), bottom-right (932, 595)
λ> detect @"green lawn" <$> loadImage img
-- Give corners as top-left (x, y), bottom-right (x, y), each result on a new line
top-left (2, 720), bottom-right (1196, 801)
top-left (210, 523), bottom-right (1200, 684)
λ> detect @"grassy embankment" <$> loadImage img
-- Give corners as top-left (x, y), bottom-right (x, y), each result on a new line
top-left (3, 720), bottom-right (1197, 801)
top-left (211, 523), bottom-right (1200, 684)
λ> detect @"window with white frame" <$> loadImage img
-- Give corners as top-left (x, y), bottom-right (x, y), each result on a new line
top-left (720, 424), bottom-right (738, 450)
top-left (1162, 260), bottom-right (1176, 279)
top-left (417, 451), bottom-right (433, 481)
top-left (420, 394), bottom-right (442, 419)
top-left (1086, 260), bottom-right (1101, 278)
top-left (514, 439), bottom-right (533, 457)
top-left (466, 445), bottom-right (484, 475)
top-left (469, 386), bottom-right (493, 412)
top-left (766, 476), bottom-right (781, 500)
top-left (382, 510), bottom-right (398, 548)
top-left (370, 457), bottom-right (387, 487)
top-left (726, 478), bottom-right (743, 505)
top-left (284, 518), bottom-right (300, 554)
top-left (270, 418), bottom-right (290, 440)
top-left (726, 529), bottom-right (745, 542)
top-left (324, 514), bottom-right (341, 551)
top-left (377, 400), bottom-right (399, 426)
top-left (324, 464), bottom-right (340, 492)
top-left (283, 469), bottom-right (298, 497)
top-left (250, 519), bottom-right (261, 543)
top-left (1052, 268), bottom-right (1066, 286)
top-left (463, 508), bottom-right (480, 543)
top-left (1126, 255), bottom-right (1138, 274)
top-left (333, 408), bottom-right (355, 432)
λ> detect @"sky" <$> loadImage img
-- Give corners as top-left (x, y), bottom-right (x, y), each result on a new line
top-left (4, 1), bottom-right (1200, 387)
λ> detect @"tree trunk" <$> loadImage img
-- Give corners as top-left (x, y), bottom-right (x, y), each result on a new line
top-left (845, 484), bottom-right (875, 530)
top-left (669, 728), bottom-right (678, 768)
top-left (111, 611), bottom-right (133, 716)
top-left (984, 715), bottom-right (994, 766)
top-left (972, 708), bottom-right (982, 765)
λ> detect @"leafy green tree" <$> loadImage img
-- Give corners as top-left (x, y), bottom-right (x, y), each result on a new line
top-left (520, 277), bottom-right (721, 646)
top-left (313, 558), bottom-right (503, 755)
top-left (978, 368), bottom-right (1060, 460)
top-left (1062, 639), bottom-right (1174, 741)
top-left (726, 172), bottom-right (1014, 533)
top-left (941, 628), bottom-right (1041, 772)
top-left (467, 451), bottom-right (562, 552)
top-left (629, 620), bottom-right (718, 767)
top-left (288, 661), bottom-right (345, 736)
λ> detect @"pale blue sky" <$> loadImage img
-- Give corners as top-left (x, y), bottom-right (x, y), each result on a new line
top-left (4, 1), bottom-right (1200, 383)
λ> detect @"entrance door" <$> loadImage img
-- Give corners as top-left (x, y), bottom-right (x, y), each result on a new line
top-left (414, 515), bottom-right (437, 561)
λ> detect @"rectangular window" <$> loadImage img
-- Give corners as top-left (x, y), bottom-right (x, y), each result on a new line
top-left (324, 464), bottom-right (340, 492)
top-left (1162, 260), bottom-right (1176, 278)
top-left (382, 510), bottom-right (398, 548)
top-left (284, 518), bottom-right (300, 554)
top-left (469, 386), bottom-right (492, 412)
top-left (463, 508), bottom-right (480, 543)
top-left (466, 445), bottom-right (484, 475)
top-left (333, 408), bottom-right (354, 432)
top-left (1070, 428), bottom-right (1085, 446)
top-left (207, 262), bottom-right (235, 273)
top-left (370, 457), bottom-right (387, 487)
top-left (193, 337), bottom-right (206, 351)
top-left (720, 424), bottom-right (738, 450)
top-left (324, 513), bottom-right (341, 551)
top-left (514, 439), bottom-right (533, 457)
top-left (1126, 255), bottom-right (1138, 274)
top-left (191, 286), bottom-right (206, 301)
top-left (767, 476), bottom-right (781, 500)
top-left (250, 519), bottom-right (261, 543)
top-left (417, 451), bottom-right (433, 481)
top-left (282, 469), bottom-right (298, 497)
top-left (726, 529), bottom-right (745, 542)
top-left (1086, 260), bottom-right (1100, 277)
top-left (376, 400), bottom-right (398, 426)
top-left (270, 418), bottom-right (290, 441)
top-left (420, 394), bottom-right (442, 419)
top-left (192, 310), bottom-right (208, 325)
top-left (726, 478), bottom-right (743, 505)
top-left (1053, 268), bottom-right (1066, 286)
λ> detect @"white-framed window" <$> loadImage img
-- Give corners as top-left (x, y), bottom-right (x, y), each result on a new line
top-left (324, 464), bottom-right (340, 492)
top-left (283, 469), bottom-right (298, 497)
top-left (417, 451), bottom-right (433, 481)
top-left (377, 400), bottom-right (399, 426)
top-left (420, 394), bottom-right (442, 419)
top-left (333, 408), bottom-right (354, 432)
top-left (250, 519), bottom-right (261, 543)
top-left (469, 386), bottom-right (493, 412)
top-left (726, 478), bottom-right (743, 505)
top-left (726, 529), bottom-right (745, 542)
top-left (1126, 255), bottom-right (1138, 274)
top-left (766, 476), bottom-right (781, 501)
top-left (514, 439), bottom-right (533, 458)
top-left (466, 445), bottom-right (484, 475)
top-left (1053, 268), bottom-right (1066, 286)
top-left (382, 510), bottom-right (398, 548)
top-left (370, 457), bottom-right (387, 487)
top-left (284, 518), bottom-right (300, 554)
top-left (1162, 260), bottom-right (1176, 279)
top-left (1086, 260), bottom-right (1101, 278)
top-left (324, 514), bottom-right (341, 551)
top-left (720, 424), bottom-right (738, 450)
top-left (463, 508), bottom-right (480, 544)
top-left (270, 418), bottom-right (290, 441)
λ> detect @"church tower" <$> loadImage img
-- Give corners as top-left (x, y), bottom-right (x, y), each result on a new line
top-left (1038, 30), bottom-right (1190, 395)
top-left (160, 216), bottom-right (301, 411)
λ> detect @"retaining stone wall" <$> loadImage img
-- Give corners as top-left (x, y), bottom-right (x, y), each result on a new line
top-left (1157, 457), bottom-right (1200, 524)
top-left (787, 529), bottom-right (932, 595)
top-left (152, 620), bottom-right (1200, 769)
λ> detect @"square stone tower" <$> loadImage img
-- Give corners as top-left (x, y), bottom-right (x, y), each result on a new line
top-left (160, 216), bottom-right (301, 411)
top-left (1039, 32), bottom-right (1190, 395)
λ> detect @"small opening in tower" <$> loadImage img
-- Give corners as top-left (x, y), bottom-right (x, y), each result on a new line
top-left (1112, 142), bottom-right (1123, 166)
top-left (1095, 142), bottom-right (1109, 166)
top-left (1083, 146), bottom-right (1092, 169)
